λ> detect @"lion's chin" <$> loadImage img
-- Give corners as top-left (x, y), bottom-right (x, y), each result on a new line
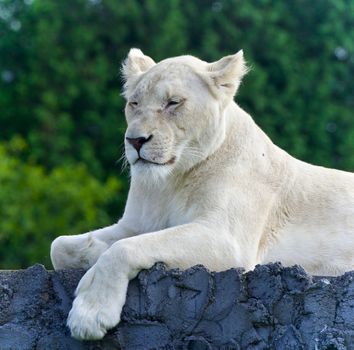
top-left (130, 158), bottom-right (176, 184)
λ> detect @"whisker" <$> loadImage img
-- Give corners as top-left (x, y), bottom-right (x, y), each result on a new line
top-left (183, 147), bottom-right (205, 160)
top-left (115, 145), bottom-right (130, 173)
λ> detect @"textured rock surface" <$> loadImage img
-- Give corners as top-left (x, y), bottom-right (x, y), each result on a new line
top-left (1, 262), bottom-right (354, 349)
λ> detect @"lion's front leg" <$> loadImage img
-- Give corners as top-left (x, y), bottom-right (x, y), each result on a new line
top-left (67, 222), bottom-right (239, 340)
top-left (50, 221), bottom-right (134, 270)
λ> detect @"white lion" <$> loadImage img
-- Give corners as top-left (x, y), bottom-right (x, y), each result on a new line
top-left (51, 49), bottom-right (354, 340)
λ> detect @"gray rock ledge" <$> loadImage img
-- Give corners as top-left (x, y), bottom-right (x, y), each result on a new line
top-left (0, 262), bottom-right (354, 349)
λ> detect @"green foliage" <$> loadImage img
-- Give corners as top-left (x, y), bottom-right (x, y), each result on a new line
top-left (0, 138), bottom-right (121, 268)
top-left (0, 0), bottom-right (353, 267)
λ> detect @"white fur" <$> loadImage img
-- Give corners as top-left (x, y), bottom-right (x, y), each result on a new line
top-left (51, 49), bottom-right (354, 340)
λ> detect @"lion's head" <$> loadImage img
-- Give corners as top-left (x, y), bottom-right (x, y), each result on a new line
top-left (121, 49), bottom-right (247, 183)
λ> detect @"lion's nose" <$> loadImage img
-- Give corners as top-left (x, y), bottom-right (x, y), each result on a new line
top-left (126, 135), bottom-right (153, 152)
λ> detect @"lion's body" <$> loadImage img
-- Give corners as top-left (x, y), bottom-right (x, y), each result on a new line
top-left (51, 49), bottom-right (354, 340)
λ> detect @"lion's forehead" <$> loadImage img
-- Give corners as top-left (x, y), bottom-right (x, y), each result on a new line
top-left (132, 61), bottom-right (204, 100)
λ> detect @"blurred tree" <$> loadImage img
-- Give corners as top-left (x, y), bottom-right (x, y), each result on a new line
top-left (0, 0), bottom-right (353, 267)
top-left (0, 137), bottom-right (121, 268)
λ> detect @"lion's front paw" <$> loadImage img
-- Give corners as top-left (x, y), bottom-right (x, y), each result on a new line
top-left (67, 264), bottom-right (129, 340)
top-left (67, 292), bottom-right (120, 340)
top-left (51, 234), bottom-right (109, 270)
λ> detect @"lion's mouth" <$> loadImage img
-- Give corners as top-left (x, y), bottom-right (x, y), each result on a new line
top-left (134, 156), bottom-right (176, 166)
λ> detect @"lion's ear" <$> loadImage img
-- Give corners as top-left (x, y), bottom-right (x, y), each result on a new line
top-left (122, 48), bottom-right (156, 81)
top-left (207, 50), bottom-right (248, 100)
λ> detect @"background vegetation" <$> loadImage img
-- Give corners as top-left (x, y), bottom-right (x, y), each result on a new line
top-left (0, 0), bottom-right (353, 268)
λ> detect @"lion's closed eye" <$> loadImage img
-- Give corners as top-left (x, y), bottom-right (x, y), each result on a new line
top-left (165, 98), bottom-right (185, 110)
top-left (128, 101), bottom-right (138, 108)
